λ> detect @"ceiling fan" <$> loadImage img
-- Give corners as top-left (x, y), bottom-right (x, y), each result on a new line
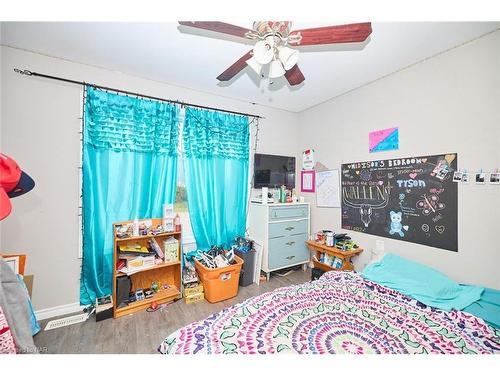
top-left (178, 21), bottom-right (372, 86)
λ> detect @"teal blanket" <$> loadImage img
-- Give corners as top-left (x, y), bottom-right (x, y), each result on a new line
top-left (463, 288), bottom-right (500, 329)
top-left (361, 253), bottom-right (484, 311)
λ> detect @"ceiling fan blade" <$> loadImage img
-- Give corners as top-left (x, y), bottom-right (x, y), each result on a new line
top-left (284, 64), bottom-right (305, 86)
top-left (217, 50), bottom-right (253, 81)
top-left (289, 22), bottom-right (372, 46)
top-left (178, 21), bottom-right (253, 39)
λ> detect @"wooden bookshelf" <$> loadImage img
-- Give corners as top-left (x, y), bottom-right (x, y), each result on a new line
top-left (306, 240), bottom-right (363, 272)
top-left (112, 218), bottom-right (182, 318)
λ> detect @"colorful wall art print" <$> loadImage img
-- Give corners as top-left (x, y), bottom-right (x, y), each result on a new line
top-left (341, 153), bottom-right (458, 252)
top-left (369, 127), bottom-right (399, 153)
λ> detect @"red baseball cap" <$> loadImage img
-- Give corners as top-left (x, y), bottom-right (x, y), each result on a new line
top-left (0, 153), bottom-right (35, 220)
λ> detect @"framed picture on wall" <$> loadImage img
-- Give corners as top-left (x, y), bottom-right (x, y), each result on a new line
top-left (475, 172), bottom-right (486, 184)
top-left (301, 170), bottom-right (315, 193)
top-left (489, 172), bottom-right (500, 185)
top-left (452, 171), bottom-right (463, 183)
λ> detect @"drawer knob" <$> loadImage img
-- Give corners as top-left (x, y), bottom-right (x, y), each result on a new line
top-left (286, 241), bottom-right (296, 246)
top-left (286, 255), bottom-right (296, 260)
top-left (285, 226), bottom-right (294, 231)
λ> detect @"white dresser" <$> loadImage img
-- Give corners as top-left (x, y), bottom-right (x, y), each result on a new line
top-left (248, 202), bottom-right (310, 280)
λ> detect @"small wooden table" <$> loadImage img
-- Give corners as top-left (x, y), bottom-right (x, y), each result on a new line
top-left (306, 240), bottom-right (363, 272)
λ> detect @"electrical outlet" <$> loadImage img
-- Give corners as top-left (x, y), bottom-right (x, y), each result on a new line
top-left (370, 239), bottom-right (385, 261)
top-left (375, 239), bottom-right (385, 252)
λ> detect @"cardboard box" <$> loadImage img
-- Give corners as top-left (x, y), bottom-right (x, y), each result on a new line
top-left (183, 284), bottom-right (204, 297)
top-left (185, 292), bottom-right (204, 304)
top-left (23, 275), bottom-right (34, 298)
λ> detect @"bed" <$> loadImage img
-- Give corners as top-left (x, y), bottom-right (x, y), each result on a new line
top-left (158, 271), bottom-right (500, 354)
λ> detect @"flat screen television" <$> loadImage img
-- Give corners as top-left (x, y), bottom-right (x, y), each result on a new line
top-left (253, 153), bottom-right (296, 189)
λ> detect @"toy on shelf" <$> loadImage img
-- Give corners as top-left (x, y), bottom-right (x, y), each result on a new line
top-left (151, 281), bottom-right (159, 293)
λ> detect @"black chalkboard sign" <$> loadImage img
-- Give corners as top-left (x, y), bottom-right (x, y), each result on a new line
top-left (341, 153), bottom-right (458, 252)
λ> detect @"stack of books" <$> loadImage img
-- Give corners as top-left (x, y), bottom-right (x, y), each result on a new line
top-left (117, 241), bottom-right (165, 275)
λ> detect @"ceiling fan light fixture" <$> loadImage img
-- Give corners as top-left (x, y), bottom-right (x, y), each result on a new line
top-left (246, 56), bottom-right (263, 75)
top-left (278, 46), bottom-right (299, 70)
top-left (181, 21), bottom-right (373, 86)
top-left (253, 38), bottom-right (274, 65)
top-left (269, 59), bottom-right (285, 79)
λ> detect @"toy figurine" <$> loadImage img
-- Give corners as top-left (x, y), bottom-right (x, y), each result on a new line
top-left (151, 281), bottom-right (159, 293)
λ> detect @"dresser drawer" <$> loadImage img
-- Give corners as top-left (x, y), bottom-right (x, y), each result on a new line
top-left (269, 205), bottom-right (308, 221)
top-left (268, 233), bottom-right (309, 270)
top-left (269, 219), bottom-right (308, 239)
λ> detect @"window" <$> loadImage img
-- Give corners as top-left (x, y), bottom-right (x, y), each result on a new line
top-left (175, 147), bottom-right (195, 245)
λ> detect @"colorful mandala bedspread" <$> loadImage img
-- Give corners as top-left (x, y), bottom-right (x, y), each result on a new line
top-left (158, 272), bottom-right (500, 354)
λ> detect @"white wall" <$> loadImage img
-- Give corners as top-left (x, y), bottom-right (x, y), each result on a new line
top-left (0, 45), bottom-right (300, 312)
top-left (2, 29), bottom-right (499, 315)
top-left (297, 30), bottom-right (500, 289)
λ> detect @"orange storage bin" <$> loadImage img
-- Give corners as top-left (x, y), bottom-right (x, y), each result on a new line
top-left (194, 255), bottom-right (244, 303)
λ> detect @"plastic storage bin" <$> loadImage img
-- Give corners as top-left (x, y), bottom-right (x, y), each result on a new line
top-left (194, 255), bottom-right (244, 303)
top-left (234, 249), bottom-right (257, 287)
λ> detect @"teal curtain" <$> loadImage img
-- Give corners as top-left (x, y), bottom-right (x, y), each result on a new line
top-left (183, 107), bottom-right (249, 250)
top-left (81, 86), bottom-right (179, 305)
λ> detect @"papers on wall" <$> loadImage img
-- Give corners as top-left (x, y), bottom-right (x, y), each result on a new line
top-left (302, 149), bottom-right (315, 170)
top-left (316, 170), bottom-right (340, 207)
top-left (369, 127), bottom-right (399, 153)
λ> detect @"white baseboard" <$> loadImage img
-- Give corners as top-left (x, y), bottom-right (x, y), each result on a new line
top-left (35, 302), bottom-right (83, 321)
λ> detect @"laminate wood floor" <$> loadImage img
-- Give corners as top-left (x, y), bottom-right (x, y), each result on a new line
top-left (34, 269), bottom-right (311, 354)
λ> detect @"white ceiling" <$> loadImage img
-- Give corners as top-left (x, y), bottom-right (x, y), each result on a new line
top-left (1, 22), bottom-right (499, 112)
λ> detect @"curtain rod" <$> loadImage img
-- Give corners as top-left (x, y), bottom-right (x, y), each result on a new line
top-left (13, 68), bottom-right (265, 119)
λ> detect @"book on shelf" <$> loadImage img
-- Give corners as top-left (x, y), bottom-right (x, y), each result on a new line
top-left (118, 244), bottom-right (151, 254)
top-left (117, 265), bottom-right (151, 276)
top-left (148, 238), bottom-right (165, 260)
top-left (117, 255), bottom-right (157, 276)
top-left (116, 259), bottom-right (126, 270)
